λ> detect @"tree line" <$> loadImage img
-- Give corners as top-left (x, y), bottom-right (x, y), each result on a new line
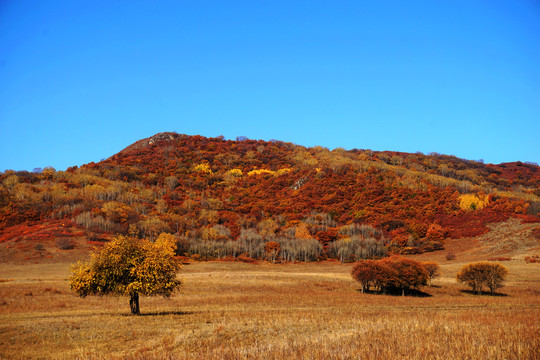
top-left (179, 224), bottom-right (387, 263)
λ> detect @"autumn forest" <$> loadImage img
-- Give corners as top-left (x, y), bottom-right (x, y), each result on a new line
top-left (1, 132), bottom-right (539, 263)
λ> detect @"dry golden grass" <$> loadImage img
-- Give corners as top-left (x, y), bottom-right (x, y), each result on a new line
top-left (1, 260), bottom-right (539, 359)
top-left (410, 218), bottom-right (540, 267)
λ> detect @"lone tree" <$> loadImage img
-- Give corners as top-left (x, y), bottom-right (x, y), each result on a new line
top-left (456, 262), bottom-right (508, 295)
top-left (70, 234), bottom-right (182, 314)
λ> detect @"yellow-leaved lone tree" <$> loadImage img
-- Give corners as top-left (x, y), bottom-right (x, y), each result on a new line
top-left (70, 233), bottom-right (182, 315)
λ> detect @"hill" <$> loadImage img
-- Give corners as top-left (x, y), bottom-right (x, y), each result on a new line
top-left (1, 132), bottom-right (539, 262)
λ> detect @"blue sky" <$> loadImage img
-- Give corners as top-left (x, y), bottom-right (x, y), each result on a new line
top-left (1, 0), bottom-right (538, 171)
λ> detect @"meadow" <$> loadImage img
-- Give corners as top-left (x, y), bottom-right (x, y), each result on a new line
top-left (1, 259), bottom-right (539, 359)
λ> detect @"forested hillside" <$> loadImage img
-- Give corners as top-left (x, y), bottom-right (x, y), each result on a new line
top-left (1, 132), bottom-right (538, 261)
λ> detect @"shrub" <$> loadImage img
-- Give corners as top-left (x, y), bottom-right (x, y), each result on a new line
top-left (456, 262), bottom-right (508, 295)
top-left (87, 232), bottom-right (107, 242)
top-left (401, 246), bottom-right (422, 255)
top-left (445, 252), bottom-right (456, 261)
top-left (426, 223), bottom-right (445, 243)
top-left (487, 257), bottom-right (511, 261)
top-left (56, 238), bottom-right (76, 250)
top-left (524, 255), bottom-right (540, 263)
top-left (34, 244), bottom-right (45, 252)
top-left (427, 241), bottom-right (444, 251)
top-left (237, 254), bottom-right (257, 263)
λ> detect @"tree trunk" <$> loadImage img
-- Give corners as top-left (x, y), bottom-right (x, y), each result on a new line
top-left (130, 292), bottom-right (140, 315)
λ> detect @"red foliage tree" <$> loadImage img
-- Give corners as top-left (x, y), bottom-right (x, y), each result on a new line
top-left (352, 256), bottom-right (428, 296)
top-left (264, 241), bottom-right (280, 263)
top-left (380, 256), bottom-right (428, 295)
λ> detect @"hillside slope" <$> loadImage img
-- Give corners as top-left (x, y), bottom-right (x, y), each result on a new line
top-left (1, 132), bottom-right (538, 262)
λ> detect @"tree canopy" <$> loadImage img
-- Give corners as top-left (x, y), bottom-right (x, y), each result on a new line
top-left (456, 262), bottom-right (508, 295)
top-left (70, 233), bottom-right (182, 314)
top-left (351, 256), bottom-right (429, 295)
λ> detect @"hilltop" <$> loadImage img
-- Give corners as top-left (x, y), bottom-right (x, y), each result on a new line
top-left (1, 132), bottom-right (538, 262)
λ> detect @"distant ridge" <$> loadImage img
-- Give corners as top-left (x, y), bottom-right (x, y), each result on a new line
top-left (114, 132), bottom-right (187, 156)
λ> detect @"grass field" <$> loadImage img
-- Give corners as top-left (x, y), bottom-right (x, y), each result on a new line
top-left (1, 258), bottom-right (539, 359)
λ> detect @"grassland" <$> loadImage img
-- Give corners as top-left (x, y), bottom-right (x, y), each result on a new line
top-left (1, 258), bottom-right (539, 360)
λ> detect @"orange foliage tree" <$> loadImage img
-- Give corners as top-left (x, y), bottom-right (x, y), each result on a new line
top-left (264, 241), bottom-right (281, 263)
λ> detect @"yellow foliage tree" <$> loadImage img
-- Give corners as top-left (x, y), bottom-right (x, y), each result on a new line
top-left (226, 168), bottom-right (243, 177)
top-left (247, 169), bottom-right (275, 176)
top-left (201, 226), bottom-right (222, 241)
top-left (294, 222), bottom-right (313, 239)
top-left (3, 174), bottom-right (19, 190)
top-left (102, 201), bottom-right (132, 223)
top-left (258, 218), bottom-right (279, 237)
top-left (275, 168), bottom-right (292, 176)
top-left (459, 193), bottom-right (489, 211)
top-left (193, 163), bottom-right (213, 174)
top-left (70, 234), bottom-right (182, 315)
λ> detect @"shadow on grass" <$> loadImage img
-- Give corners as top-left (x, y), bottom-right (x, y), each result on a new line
top-left (356, 288), bottom-right (432, 297)
top-left (460, 290), bottom-right (508, 297)
top-left (122, 310), bottom-right (194, 317)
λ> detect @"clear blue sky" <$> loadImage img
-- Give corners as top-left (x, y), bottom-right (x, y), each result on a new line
top-left (1, 0), bottom-right (539, 171)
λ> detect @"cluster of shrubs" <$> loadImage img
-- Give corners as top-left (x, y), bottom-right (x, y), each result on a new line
top-left (56, 238), bottom-right (76, 250)
top-left (352, 258), bottom-right (509, 296)
top-left (456, 262), bottom-right (508, 295)
top-left (351, 257), bottom-right (440, 296)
